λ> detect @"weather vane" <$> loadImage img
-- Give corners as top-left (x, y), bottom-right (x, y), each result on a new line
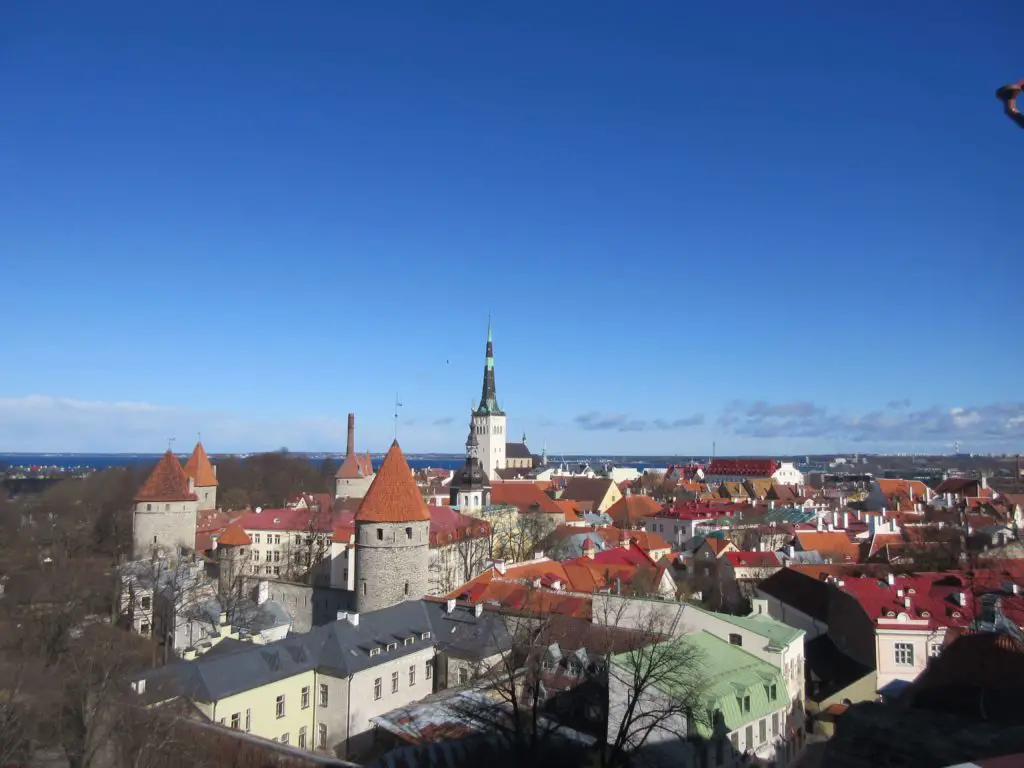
top-left (167, 436), bottom-right (176, 452)
top-left (394, 393), bottom-right (403, 440)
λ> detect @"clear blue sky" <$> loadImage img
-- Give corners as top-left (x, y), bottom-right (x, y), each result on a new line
top-left (1, 1), bottom-right (1022, 455)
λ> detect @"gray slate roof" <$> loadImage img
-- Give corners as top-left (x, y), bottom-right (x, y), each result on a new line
top-left (135, 599), bottom-right (512, 704)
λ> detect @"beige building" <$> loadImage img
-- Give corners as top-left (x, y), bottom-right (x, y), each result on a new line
top-left (560, 476), bottom-right (623, 514)
top-left (130, 599), bottom-right (511, 760)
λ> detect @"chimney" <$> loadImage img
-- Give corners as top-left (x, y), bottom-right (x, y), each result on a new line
top-left (213, 465), bottom-right (217, 478)
top-left (622, 537), bottom-right (631, 550)
top-left (474, 603), bottom-right (483, 618)
top-left (770, 500), bottom-right (775, 510)
top-left (218, 610), bottom-right (228, 627)
top-left (956, 591), bottom-right (966, 607)
top-left (904, 596), bottom-right (911, 609)
top-left (887, 572), bottom-right (895, 586)
top-left (183, 649), bottom-right (196, 661)
top-left (533, 550), bottom-right (544, 560)
top-left (446, 598), bottom-right (456, 613)
top-left (348, 612), bottom-right (360, 626)
top-left (257, 580), bottom-right (269, 605)
top-left (842, 512), bottom-right (849, 529)
top-left (494, 560), bottom-right (507, 575)
top-left (786, 545), bottom-right (795, 558)
top-left (132, 679), bottom-right (147, 695)
top-left (347, 413), bottom-right (355, 457)
top-left (337, 610), bottom-right (347, 622)
top-left (816, 515), bottom-right (823, 532)
top-left (981, 475), bottom-right (988, 490)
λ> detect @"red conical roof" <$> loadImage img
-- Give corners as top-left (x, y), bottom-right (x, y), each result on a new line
top-left (134, 451), bottom-right (198, 503)
top-left (184, 442), bottom-right (218, 487)
top-left (217, 522), bottom-right (252, 547)
top-left (355, 441), bottom-right (430, 523)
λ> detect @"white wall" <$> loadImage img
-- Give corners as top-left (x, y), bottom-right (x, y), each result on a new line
top-left (346, 647), bottom-right (436, 753)
top-left (755, 591), bottom-right (828, 640)
top-left (772, 463), bottom-right (804, 486)
top-left (132, 499), bottom-right (199, 558)
top-left (476, 413), bottom-right (507, 480)
top-left (874, 628), bottom-right (946, 690)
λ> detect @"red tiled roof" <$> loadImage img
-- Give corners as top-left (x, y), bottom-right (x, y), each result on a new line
top-left (626, 530), bottom-right (671, 554)
top-left (336, 451), bottom-right (374, 480)
top-left (217, 522), bottom-right (252, 547)
top-left (876, 478), bottom-right (929, 500)
top-left (134, 451), bottom-right (198, 503)
top-left (605, 495), bottom-right (662, 528)
top-left (490, 482), bottom-right (563, 514)
top-left (355, 441), bottom-right (430, 523)
top-left (657, 500), bottom-right (747, 520)
top-left (724, 551), bottom-right (781, 569)
top-left (428, 505), bottom-right (491, 547)
top-left (794, 531), bottom-right (859, 562)
top-left (706, 459), bottom-right (779, 477)
top-left (183, 442), bottom-right (218, 487)
top-left (912, 630), bottom-right (1024, 693)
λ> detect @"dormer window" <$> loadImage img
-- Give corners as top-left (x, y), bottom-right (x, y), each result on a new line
top-left (907, 588), bottom-right (916, 595)
top-left (886, 610), bottom-right (896, 618)
top-left (952, 611), bottom-right (962, 618)
top-left (404, 637), bottom-right (413, 646)
top-left (920, 610), bottom-right (931, 618)
top-left (386, 642), bottom-right (398, 651)
top-left (420, 632), bottom-right (431, 640)
top-left (369, 648), bottom-right (380, 657)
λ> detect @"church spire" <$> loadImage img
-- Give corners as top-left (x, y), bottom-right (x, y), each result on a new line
top-left (475, 318), bottom-right (504, 416)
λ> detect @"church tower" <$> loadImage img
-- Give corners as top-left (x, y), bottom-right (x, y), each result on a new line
top-left (132, 451), bottom-right (200, 559)
top-left (354, 441), bottom-right (431, 613)
top-left (473, 320), bottom-right (506, 480)
top-left (449, 416), bottom-right (491, 512)
top-left (184, 441), bottom-right (218, 511)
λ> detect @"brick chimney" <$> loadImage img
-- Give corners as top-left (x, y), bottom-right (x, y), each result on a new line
top-left (347, 413), bottom-right (356, 457)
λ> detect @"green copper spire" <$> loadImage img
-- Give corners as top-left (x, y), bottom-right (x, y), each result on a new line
top-left (475, 318), bottom-right (504, 416)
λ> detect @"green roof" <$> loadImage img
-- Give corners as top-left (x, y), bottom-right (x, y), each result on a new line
top-left (614, 631), bottom-right (787, 738)
top-left (708, 611), bottom-right (803, 649)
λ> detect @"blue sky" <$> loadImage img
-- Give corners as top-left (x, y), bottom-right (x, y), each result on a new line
top-left (1, 2), bottom-right (1022, 455)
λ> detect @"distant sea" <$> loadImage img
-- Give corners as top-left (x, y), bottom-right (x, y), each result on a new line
top-left (0, 452), bottom-right (669, 473)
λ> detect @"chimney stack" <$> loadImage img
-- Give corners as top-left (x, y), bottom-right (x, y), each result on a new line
top-left (347, 413), bottom-right (356, 457)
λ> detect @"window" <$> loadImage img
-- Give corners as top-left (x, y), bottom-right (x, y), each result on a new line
top-left (404, 637), bottom-right (413, 646)
top-left (362, 580), bottom-right (367, 596)
top-left (252, 565), bottom-right (259, 574)
top-left (374, 677), bottom-right (382, 700)
top-left (274, 566), bottom-right (280, 576)
top-left (146, 504), bottom-right (152, 511)
top-left (421, 631), bottom-right (431, 640)
top-left (458, 667), bottom-right (469, 685)
top-left (759, 718), bottom-right (766, 744)
top-left (273, 550), bottom-right (281, 562)
top-left (253, 550), bottom-right (260, 562)
top-left (140, 596), bottom-right (151, 610)
top-left (274, 534), bottom-right (281, 544)
top-left (426, 660), bottom-right (433, 680)
top-left (392, 671), bottom-right (399, 693)
top-left (369, 647), bottom-right (380, 657)
top-left (301, 686), bottom-right (310, 709)
top-left (165, 504), bottom-right (170, 511)
top-left (319, 683), bottom-right (328, 707)
top-left (404, 581), bottom-right (409, 596)
top-left (280, 733), bottom-right (289, 745)
top-left (245, 709), bottom-right (251, 732)
top-left (265, 565), bottom-right (272, 575)
top-left (230, 712), bottom-right (240, 729)
top-left (254, 533), bottom-right (261, 543)
top-left (729, 633), bottom-right (742, 646)
top-left (276, 695), bottom-right (285, 718)
top-left (409, 664), bottom-right (416, 686)
top-left (386, 642), bottom-right (398, 651)
top-left (743, 695), bottom-right (750, 712)
top-left (140, 622), bottom-right (150, 635)
top-left (929, 642), bottom-right (942, 658)
top-left (298, 726), bottom-right (307, 749)
top-left (894, 642), bottom-right (914, 666)
top-left (745, 725), bottom-right (753, 748)
top-left (318, 723), bottom-right (327, 749)
top-left (772, 712), bottom-right (778, 737)
top-left (406, 527), bottom-right (413, 539)
top-left (377, 528), bottom-right (384, 541)
top-left (770, 683), bottom-right (777, 700)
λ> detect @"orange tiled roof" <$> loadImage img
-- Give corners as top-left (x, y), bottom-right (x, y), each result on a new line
top-left (183, 442), bottom-right (218, 487)
top-left (490, 482), bottom-right (563, 514)
top-left (134, 451), bottom-right (197, 503)
top-left (794, 531), bottom-right (859, 562)
top-left (553, 499), bottom-right (583, 523)
top-left (606, 495), bottom-right (662, 528)
top-left (627, 530), bottom-right (671, 553)
top-left (355, 441), bottom-right (430, 523)
top-left (217, 522), bottom-right (252, 547)
top-left (702, 537), bottom-right (735, 556)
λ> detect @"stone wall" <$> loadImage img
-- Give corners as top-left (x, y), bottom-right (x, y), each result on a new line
top-left (132, 501), bottom-right (198, 559)
top-left (355, 520), bottom-right (430, 613)
top-left (243, 578), bottom-right (353, 633)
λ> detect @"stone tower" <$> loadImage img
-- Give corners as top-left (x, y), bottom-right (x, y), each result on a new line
top-left (449, 415), bottom-right (491, 512)
top-left (354, 441), bottom-right (430, 613)
top-left (216, 522), bottom-right (252, 598)
top-left (335, 413), bottom-right (375, 500)
top-left (132, 450), bottom-right (199, 559)
top-left (473, 320), bottom-right (506, 480)
top-left (183, 441), bottom-right (218, 511)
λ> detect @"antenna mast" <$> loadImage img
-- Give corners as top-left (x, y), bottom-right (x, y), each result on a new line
top-left (393, 393), bottom-right (403, 440)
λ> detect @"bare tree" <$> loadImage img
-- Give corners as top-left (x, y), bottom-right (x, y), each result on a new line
top-left (430, 528), bottom-right (492, 595)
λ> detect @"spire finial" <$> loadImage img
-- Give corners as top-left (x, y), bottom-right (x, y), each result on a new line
top-left (167, 436), bottom-right (176, 452)
top-left (487, 313), bottom-right (492, 343)
top-left (197, 431), bottom-right (202, 445)
top-left (393, 393), bottom-right (403, 440)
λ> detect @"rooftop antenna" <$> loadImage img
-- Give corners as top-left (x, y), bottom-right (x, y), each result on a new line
top-left (393, 393), bottom-right (403, 441)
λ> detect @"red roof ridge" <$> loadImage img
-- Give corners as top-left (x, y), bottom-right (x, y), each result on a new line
top-left (183, 441), bottom-right (218, 487)
top-left (134, 451), bottom-right (198, 503)
top-left (355, 441), bottom-right (430, 523)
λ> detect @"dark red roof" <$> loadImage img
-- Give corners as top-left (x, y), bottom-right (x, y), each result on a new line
top-left (427, 505), bottom-right (491, 547)
top-left (724, 551), bottom-right (781, 569)
top-left (134, 451), bottom-right (197, 503)
top-left (706, 458), bottom-right (779, 477)
top-left (217, 522), bottom-right (252, 547)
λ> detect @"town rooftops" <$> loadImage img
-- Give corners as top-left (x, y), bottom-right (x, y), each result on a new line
top-left (183, 442), bottom-right (218, 487)
top-left (706, 607), bottom-right (804, 648)
top-left (355, 441), bottom-right (430, 523)
top-left (724, 551), bottom-right (782, 569)
top-left (216, 522), bottom-right (252, 547)
top-left (132, 599), bottom-right (510, 704)
top-left (605, 494), bottom-right (662, 528)
top-left (134, 451), bottom-right (198, 503)
top-left (757, 567), bottom-right (832, 623)
top-left (489, 481), bottom-right (563, 514)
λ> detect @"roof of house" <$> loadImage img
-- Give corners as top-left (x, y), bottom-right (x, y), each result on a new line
top-left (719, 481), bottom-right (750, 499)
top-left (876, 478), bottom-right (929, 500)
top-left (134, 600), bottom-right (510, 704)
top-left (232, 506), bottom-right (337, 533)
top-left (183, 442), bottom-right (218, 487)
top-left (489, 482), bottom-right (563, 514)
top-left (216, 522), bottom-right (252, 547)
top-left (723, 551), bottom-right (782, 569)
top-left (505, 442), bottom-right (531, 459)
top-left (744, 478), bottom-right (773, 499)
top-left (336, 450), bottom-right (374, 480)
top-left (756, 567), bottom-right (832, 623)
top-left (794, 531), bottom-right (859, 562)
top-left (560, 477), bottom-right (617, 508)
top-left (626, 530), bottom-right (672, 554)
top-left (705, 459), bottom-right (780, 477)
top-left (356, 441), bottom-right (430, 523)
top-left (134, 451), bottom-right (198, 503)
top-left (428, 506), bottom-right (491, 548)
top-left (616, 630), bottom-right (786, 737)
top-left (708, 609), bottom-right (804, 648)
top-left (698, 537), bottom-right (736, 557)
top-left (605, 494), bottom-right (663, 528)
